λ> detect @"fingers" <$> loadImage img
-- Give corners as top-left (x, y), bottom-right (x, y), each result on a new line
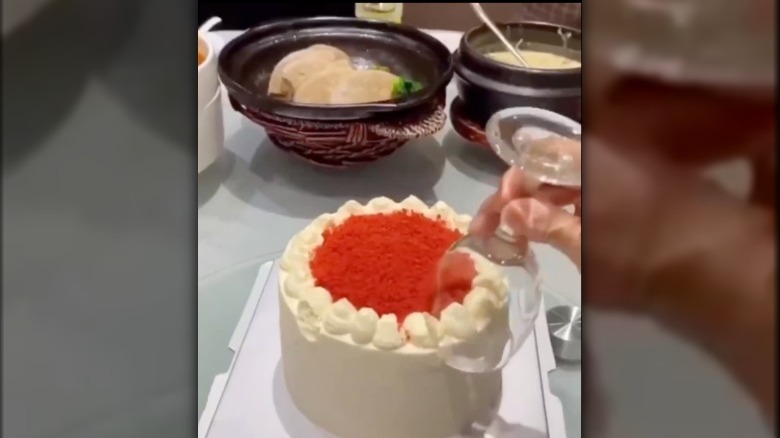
top-left (469, 192), bottom-right (503, 238)
top-left (500, 166), bottom-right (540, 201)
top-left (470, 168), bottom-right (536, 238)
top-left (619, 145), bottom-right (777, 419)
top-left (501, 166), bottom-right (581, 206)
top-left (582, 135), bottom-right (776, 316)
top-left (500, 198), bottom-right (581, 268)
top-left (470, 165), bottom-right (581, 237)
top-left (580, 138), bottom-right (663, 310)
top-left (538, 185), bottom-right (581, 207)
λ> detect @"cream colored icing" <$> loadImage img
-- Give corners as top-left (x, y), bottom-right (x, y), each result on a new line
top-left (279, 196), bottom-right (508, 352)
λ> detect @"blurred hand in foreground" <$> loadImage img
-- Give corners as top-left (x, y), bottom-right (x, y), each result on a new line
top-left (585, 86), bottom-right (776, 425)
top-left (472, 88), bottom-right (775, 425)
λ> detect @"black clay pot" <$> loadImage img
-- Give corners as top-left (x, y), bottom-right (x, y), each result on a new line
top-left (454, 22), bottom-right (581, 126)
top-left (219, 17), bottom-right (453, 121)
top-left (218, 17), bottom-right (454, 167)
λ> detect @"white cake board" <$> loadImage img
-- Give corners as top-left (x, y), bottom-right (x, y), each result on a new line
top-left (199, 260), bottom-right (567, 438)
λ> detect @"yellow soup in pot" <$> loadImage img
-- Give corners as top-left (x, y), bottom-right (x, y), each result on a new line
top-left (486, 50), bottom-right (581, 70)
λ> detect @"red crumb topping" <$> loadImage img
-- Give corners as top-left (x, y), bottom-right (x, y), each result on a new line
top-left (310, 211), bottom-right (477, 321)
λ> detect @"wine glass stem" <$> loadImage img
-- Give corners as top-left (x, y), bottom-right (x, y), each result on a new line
top-left (484, 229), bottom-right (529, 266)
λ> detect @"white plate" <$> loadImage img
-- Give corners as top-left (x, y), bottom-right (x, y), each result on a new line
top-left (199, 260), bottom-right (567, 438)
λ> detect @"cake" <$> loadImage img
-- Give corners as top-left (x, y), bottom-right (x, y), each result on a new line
top-left (279, 196), bottom-right (510, 438)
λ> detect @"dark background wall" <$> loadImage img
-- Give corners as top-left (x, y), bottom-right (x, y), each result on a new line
top-left (197, 2), bottom-right (581, 30)
top-left (404, 3), bottom-right (581, 30)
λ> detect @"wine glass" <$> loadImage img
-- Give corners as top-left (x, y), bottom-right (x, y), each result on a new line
top-left (437, 107), bottom-right (581, 373)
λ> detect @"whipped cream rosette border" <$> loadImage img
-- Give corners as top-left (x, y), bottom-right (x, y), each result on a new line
top-left (279, 196), bottom-right (509, 352)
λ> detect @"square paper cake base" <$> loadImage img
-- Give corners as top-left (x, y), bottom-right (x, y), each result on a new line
top-left (199, 260), bottom-right (566, 438)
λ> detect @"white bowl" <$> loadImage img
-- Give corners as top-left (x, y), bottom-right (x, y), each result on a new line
top-left (198, 32), bottom-right (220, 112)
top-left (198, 87), bottom-right (224, 173)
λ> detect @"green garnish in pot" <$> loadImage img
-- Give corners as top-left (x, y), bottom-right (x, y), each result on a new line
top-left (391, 78), bottom-right (424, 98)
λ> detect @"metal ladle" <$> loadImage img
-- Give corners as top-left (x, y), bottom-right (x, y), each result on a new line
top-left (469, 3), bottom-right (530, 67)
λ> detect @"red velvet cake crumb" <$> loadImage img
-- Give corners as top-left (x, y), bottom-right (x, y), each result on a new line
top-left (309, 211), bottom-right (477, 321)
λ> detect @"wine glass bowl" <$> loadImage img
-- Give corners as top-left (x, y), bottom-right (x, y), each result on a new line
top-left (485, 107), bottom-right (582, 187)
top-left (437, 245), bottom-right (542, 373)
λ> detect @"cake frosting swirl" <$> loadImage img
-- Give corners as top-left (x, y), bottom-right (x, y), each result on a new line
top-left (279, 195), bottom-right (509, 351)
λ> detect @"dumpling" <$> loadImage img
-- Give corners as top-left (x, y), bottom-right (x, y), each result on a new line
top-left (280, 50), bottom-right (349, 91)
top-left (267, 45), bottom-right (349, 96)
top-left (267, 44), bottom-right (406, 105)
top-left (292, 60), bottom-right (356, 104)
top-left (307, 44), bottom-right (350, 62)
top-left (329, 70), bottom-right (400, 104)
top-left (268, 48), bottom-right (314, 95)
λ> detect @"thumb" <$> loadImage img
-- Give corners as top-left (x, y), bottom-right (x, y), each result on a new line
top-left (501, 198), bottom-right (581, 267)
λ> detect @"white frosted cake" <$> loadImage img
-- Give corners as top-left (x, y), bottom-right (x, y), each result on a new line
top-left (279, 196), bottom-right (510, 438)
